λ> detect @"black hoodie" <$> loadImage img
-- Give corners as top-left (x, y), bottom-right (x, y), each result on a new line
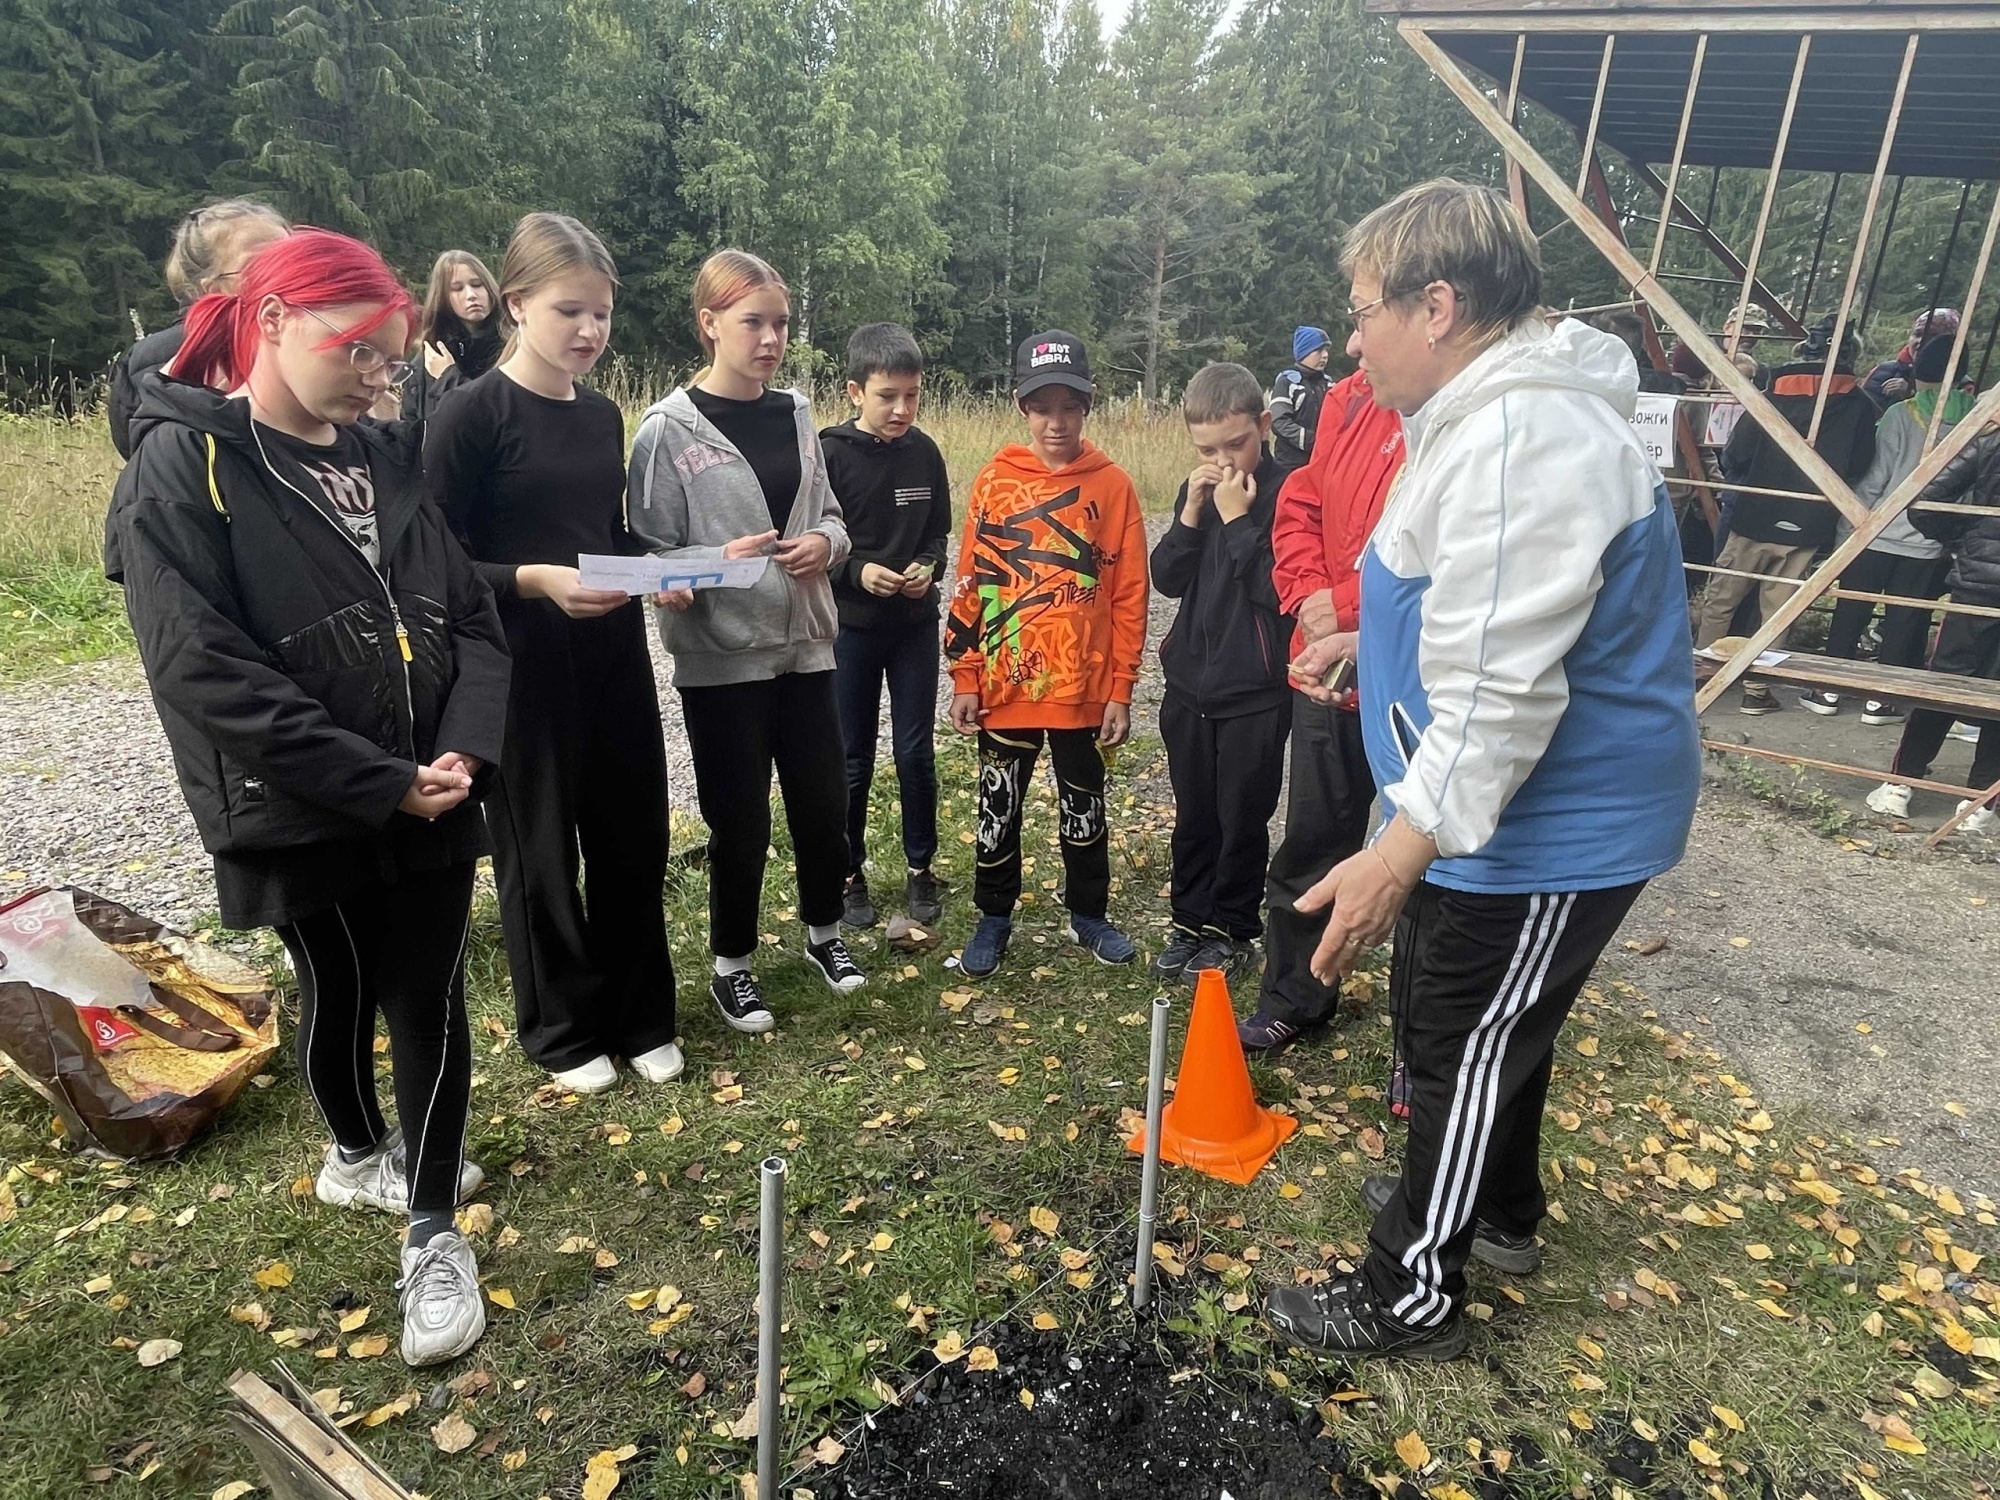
top-left (104, 371), bottom-right (510, 927)
top-left (819, 418), bottom-right (953, 630)
top-left (398, 319), bottom-right (500, 424)
top-left (108, 323), bottom-right (187, 460)
top-left (1720, 359), bottom-right (1877, 549)
top-left (1150, 452), bottom-right (1293, 718)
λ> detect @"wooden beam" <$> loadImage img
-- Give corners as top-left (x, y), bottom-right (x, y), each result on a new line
top-left (1699, 739), bottom-right (1985, 805)
top-left (1647, 33), bottom-right (1708, 281)
top-left (1395, 19), bottom-right (2000, 717)
top-left (1729, 35), bottom-right (1811, 359)
top-left (1926, 774), bottom-right (2000, 848)
top-left (1613, 160), bottom-right (1808, 343)
top-left (1924, 183), bottom-right (2000, 452)
top-left (1406, 8), bottom-right (2000, 36)
top-left (1804, 32), bottom-right (1918, 448)
top-left (1574, 34), bottom-right (1615, 199)
top-left (1504, 33), bottom-right (1532, 224)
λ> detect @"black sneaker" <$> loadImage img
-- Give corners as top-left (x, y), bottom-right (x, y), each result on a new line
top-left (1190, 934), bottom-right (1260, 983)
top-left (1238, 1009), bottom-right (1323, 1056)
top-left (1359, 1174), bottom-right (1543, 1274)
top-left (1149, 927), bottom-right (1206, 982)
top-left (1799, 690), bottom-right (1840, 716)
top-left (710, 970), bottom-right (774, 1034)
top-left (805, 935), bottom-right (867, 994)
top-left (1264, 1272), bottom-right (1468, 1361)
top-left (904, 868), bottom-right (947, 927)
top-left (841, 874), bottom-right (878, 930)
top-left (1861, 699), bottom-right (1905, 726)
top-left (1739, 683), bottom-right (1779, 716)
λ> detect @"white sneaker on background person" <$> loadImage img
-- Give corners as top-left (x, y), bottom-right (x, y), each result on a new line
top-left (1954, 799), bottom-right (1999, 835)
top-left (550, 1055), bottom-right (618, 1094)
top-left (1948, 721), bottom-right (1980, 743)
top-left (397, 1231), bottom-right (486, 1366)
top-left (1866, 782), bottom-right (1912, 818)
top-left (628, 1042), bottom-right (685, 1083)
top-left (315, 1127), bottom-right (483, 1212)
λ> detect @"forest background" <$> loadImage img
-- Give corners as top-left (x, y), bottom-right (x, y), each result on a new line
top-left (3, 0), bottom-right (1993, 401)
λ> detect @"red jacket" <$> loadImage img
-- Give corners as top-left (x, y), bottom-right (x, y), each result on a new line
top-left (1270, 371), bottom-right (1405, 656)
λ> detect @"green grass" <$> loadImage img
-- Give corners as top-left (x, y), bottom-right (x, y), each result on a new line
top-left (2, 735), bottom-right (1996, 1499)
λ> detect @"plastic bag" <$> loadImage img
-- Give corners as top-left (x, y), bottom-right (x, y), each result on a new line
top-left (0, 887), bottom-right (278, 1159)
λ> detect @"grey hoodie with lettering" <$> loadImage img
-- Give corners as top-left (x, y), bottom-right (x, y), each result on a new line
top-left (627, 387), bottom-right (851, 686)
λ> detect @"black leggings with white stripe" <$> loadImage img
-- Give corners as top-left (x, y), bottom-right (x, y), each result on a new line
top-left (1366, 879), bottom-right (1644, 1327)
top-left (276, 862), bottom-right (476, 1217)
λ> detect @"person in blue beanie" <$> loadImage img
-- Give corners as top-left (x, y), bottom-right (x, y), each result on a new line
top-left (1269, 325), bottom-right (1334, 472)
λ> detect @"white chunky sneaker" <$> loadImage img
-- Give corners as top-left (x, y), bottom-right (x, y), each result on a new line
top-left (550, 1055), bottom-right (619, 1094)
top-left (398, 1232), bottom-right (486, 1367)
top-left (1953, 799), bottom-right (1999, 835)
top-left (627, 1042), bottom-right (685, 1084)
top-left (316, 1128), bottom-right (484, 1213)
top-left (1865, 782), bottom-right (1911, 818)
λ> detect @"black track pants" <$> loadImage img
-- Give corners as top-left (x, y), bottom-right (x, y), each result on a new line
top-left (486, 603), bottom-right (675, 1071)
top-left (1159, 694), bottom-right (1289, 940)
top-left (973, 727), bottom-right (1109, 920)
top-left (277, 862), bottom-right (476, 1217)
top-left (1363, 879), bottom-right (1644, 1327)
top-left (680, 670), bottom-right (850, 959)
top-left (1256, 698), bottom-right (1374, 1026)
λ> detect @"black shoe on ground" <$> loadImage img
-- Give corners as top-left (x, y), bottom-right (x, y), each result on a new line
top-left (710, 971), bottom-right (774, 1034)
top-left (1264, 1272), bottom-right (1468, 1361)
top-left (1861, 699), bottom-right (1905, 726)
top-left (805, 935), bottom-right (867, 994)
top-left (1190, 934), bottom-right (1260, 984)
top-left (841, 874), bottom-right (877, 930)
top-left (1739, 683), bottom-right (1780, 716)
top-left (1800, 689), bottom-right (1840, 716)
top-left (1238, 1009), bottom-right (1324, 1056)
top-left (904, 868), bottom-right (947, 927)
top-left (1150, 927), bottom-right (1205, 982)
top-left (1358, 1173), bottom-right (1543, 1274)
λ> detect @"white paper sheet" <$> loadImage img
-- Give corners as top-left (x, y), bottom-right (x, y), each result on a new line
top-left (576, 553), bottom-right (769, 594)
top-left (1696, 646), bottom-right (1791, 668)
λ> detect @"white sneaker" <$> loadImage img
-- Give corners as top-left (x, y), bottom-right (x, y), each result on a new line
top-left (1866, 782), bottom-right (1911, 818)
top-left (1954, 800), bottom-right (1999, 835)
top-left (397, 1231), bottom-right (485, 1367)
top-left (627, 1042), bottom-right (685, 1084)
top-left (550, 1055), bottom-right (618, 1094)
top-left (316, 1128), bottom-right (484, 1213)
top-left (1948, 721), bottom-right (1981, 743)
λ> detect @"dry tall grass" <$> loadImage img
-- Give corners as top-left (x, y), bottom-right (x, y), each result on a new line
top-left (0, 413), bottom-right (122, 570)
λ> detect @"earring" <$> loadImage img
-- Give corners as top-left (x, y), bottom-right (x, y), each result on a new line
top-left (1427, 335), bottom-right (1436, 351)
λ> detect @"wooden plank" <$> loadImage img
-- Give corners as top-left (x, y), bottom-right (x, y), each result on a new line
top-left (1699, 739), bottom-right (1985, 804)
top-left (1729, 34), bottom-right (1810, 352)
top-left (266, 1362), bottom-right (407, 1499)
top-left (1393, 8), bottom-right (2000, 35)
top-left (1924, 184), bottom-right (2000, 451)
top-left (1401, 21), bottom-right (1874, 532)
top-left (1505, 33), bottom-right (1532, 222)
top-left (1376, 0), bottom-right (1987, 12)
top-left (226, 1371), bottom-right (408, 1500)
top-left (1574, 34), bottom-right (1615, 197)
top-left (1647, 33), bottom-right (1708, 280)
top-left (1926, 774), bottom-right (2000, 846)
top-left (1617, 156), bottom-right (1807, 340)
top-left (1695, 652), bottom-right (2000, 717)
top-left (224, 1412), bottom-right (353, 1500)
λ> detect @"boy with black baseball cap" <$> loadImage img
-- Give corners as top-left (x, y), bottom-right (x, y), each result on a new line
top-left (944, 330), bottom-right (1149, 979)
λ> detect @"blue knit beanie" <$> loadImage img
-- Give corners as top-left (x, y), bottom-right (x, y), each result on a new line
top-left (1294, 325), bottom-right (1330, 362)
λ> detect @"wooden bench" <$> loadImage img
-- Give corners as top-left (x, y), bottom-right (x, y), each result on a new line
top-left (1695, 652), bottom-right (2000, 720)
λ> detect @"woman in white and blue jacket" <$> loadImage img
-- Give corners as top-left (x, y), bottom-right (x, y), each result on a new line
top-left (1266, 181), bottom-right (1699, 1363)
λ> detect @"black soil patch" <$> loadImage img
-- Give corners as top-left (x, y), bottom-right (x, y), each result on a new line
top-left (811, 1321), bottom-right (1365, 1500)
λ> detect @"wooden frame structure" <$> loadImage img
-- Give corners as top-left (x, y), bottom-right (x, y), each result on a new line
top-left (1377, 0), bottom-right (2000, 840)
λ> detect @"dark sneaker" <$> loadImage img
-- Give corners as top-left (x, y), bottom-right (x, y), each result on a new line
top-left (960, 915), bottom-right (1012, 979)
top-left (1063, 915), bottom-right (1137, 965)
top-left (1861, 699), bottom-right (1906, 726)
top-left (841, 874), bottom-right (877, 930)
top-left (805, 936), bottom-right (867, 994)
top-left (710, 971), bottom-right (774, 1034)
top-left (1799, 690), bottom-right (1840, 716)
top-left (1190, 935), bottom-right (1260, 984)
top-left (1388, 1061), bottom-right (1412, 1120)
top-left (1359, 1174), bottom-right (1543, 1274)
top-left (1264, 1272), bottom-right (1468, 1362)
top-left (1238, 1010), bottom-right (1322, 1056)
top-left (904, 868), bottom-right (948, 927)
top-left (1739, 683), bottom-right (1779, 716)
top-left (1150, 927), bottom-right (1206, 982)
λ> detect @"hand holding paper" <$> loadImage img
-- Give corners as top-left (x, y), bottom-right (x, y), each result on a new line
top-left (577, 553), bottom-right (771, 595)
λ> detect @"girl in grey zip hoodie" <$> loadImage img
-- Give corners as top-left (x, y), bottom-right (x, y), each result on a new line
top-left (625, 250), bottom-right (866, 1032)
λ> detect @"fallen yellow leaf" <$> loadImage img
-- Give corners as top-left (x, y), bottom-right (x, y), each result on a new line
top-left (346, 1334), bottom-right (390, 1360)
top-left (932, 1331), bottom-right (966, 1364)
top-left (253, 1262), bottom-right (294, 1290)
top-left (1394, 1430), bottom-right (1431, 1470)
top-left (1032, 1311), bottom-right (1059, 1331)
top-left (487, 1287), bottom-right (517, 1310)
top-left (431, 1412), bottom-right (477, 1454)
top-left (1028, 1206), bottom-right (1060, 1235)
top-left (337, 1307), bottom-right (370, 1334)
top-left (966, 1346), bottom-right (999, 1372)
top-left (1688, 1439), bottom-right (1722, 1467)
top-left (1711, 1404), bottom-right (1745, 1432)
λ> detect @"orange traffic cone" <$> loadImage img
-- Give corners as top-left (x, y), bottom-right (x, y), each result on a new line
top-left (1127, 968), bottom-right (1296, 1185)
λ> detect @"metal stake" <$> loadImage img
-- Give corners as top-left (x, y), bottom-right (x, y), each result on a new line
top-left (757, 1155), bottom-right (787, 1500)
top-left (1132, 992), bottom-right (1172, 1312)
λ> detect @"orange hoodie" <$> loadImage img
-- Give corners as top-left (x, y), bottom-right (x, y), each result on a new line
top-left (945, 439), bottom-right (1149, 729)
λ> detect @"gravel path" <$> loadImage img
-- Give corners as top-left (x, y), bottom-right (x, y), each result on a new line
top-left (5, 568), bottom-right (1992, 1197)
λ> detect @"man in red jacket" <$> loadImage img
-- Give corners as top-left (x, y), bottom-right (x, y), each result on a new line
top-left (1240, 371), bottom-right (1405, 1053)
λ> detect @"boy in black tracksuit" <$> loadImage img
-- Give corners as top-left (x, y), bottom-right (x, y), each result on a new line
top-left (823, 324), bottom-right (954, 929)
top-left (1150, 362), bottom-right (1294, 984)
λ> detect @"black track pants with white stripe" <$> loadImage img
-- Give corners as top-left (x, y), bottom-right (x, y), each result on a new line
top-left (1364, 879), bottom-right (1644, 1328)
top-left (276, 861), bottom-right (476, 1218)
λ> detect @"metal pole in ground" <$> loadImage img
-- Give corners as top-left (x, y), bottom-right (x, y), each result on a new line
top-left (1132, 991), bottom-right (1172, 1311)
top-left (757, 1155), bottom-right (787, 1500)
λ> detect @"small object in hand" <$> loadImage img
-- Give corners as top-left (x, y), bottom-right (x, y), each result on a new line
top-left (1321, 658), bottom-right (1356, 694)
top-left (903, 560), bottom-right (935, 583)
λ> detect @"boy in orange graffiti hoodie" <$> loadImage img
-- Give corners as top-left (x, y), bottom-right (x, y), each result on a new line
top-left (946, 330), bottom-right (1149, 980)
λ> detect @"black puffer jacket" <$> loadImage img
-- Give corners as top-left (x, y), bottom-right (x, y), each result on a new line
top-left (1721, 359), bottom-right (1877, 549)
top-left (1912, 425), bottom-right (2000, 605)
top-left (105, 374), bottom-right (510, 866)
